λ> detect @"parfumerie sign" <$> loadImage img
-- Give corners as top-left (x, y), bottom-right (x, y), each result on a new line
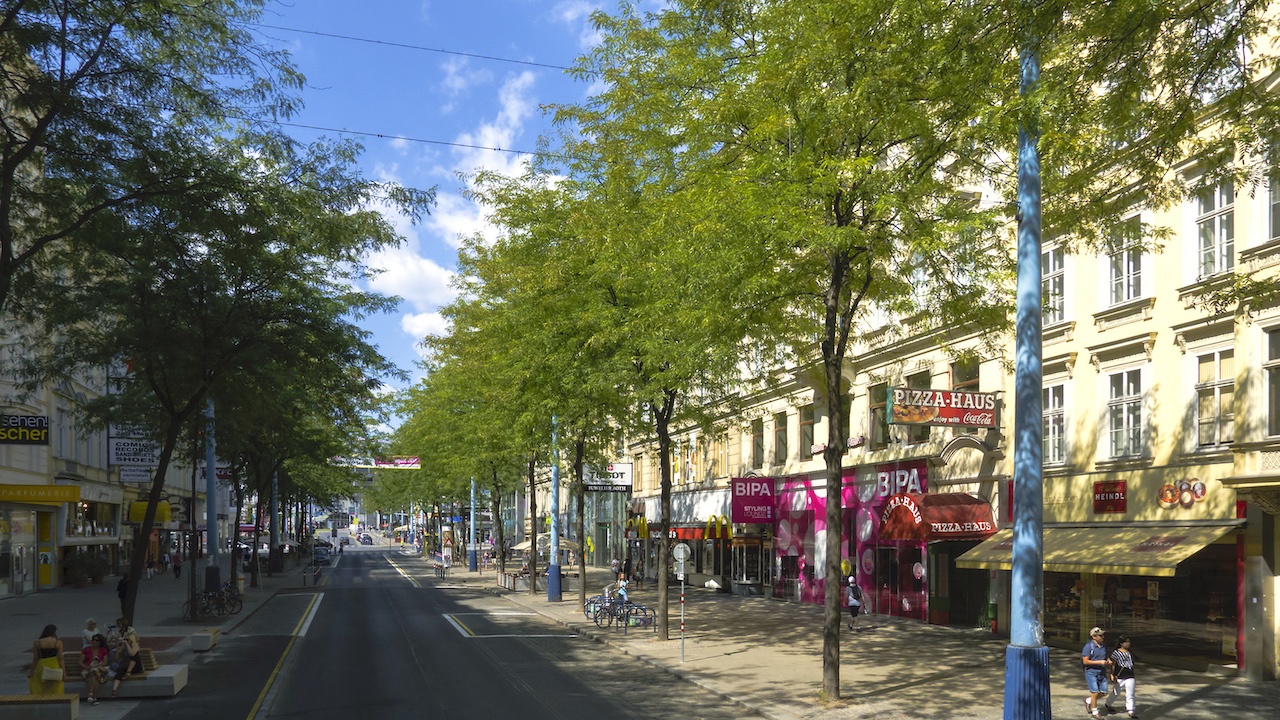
top-left (887, 387), bottom-right (998, 428)
top-left (0, 415), bottom-right (49, 445)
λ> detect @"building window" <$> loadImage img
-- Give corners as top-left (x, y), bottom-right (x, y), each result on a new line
top-left (1196, 349), bottom-right (1234, 448)
top-left (1268, 330), bottom-right (1280, 436)
top-left (773, 412), bottom-right (788, 464)
top-left (869, 383), bottom-right (888, 450)
top-left (634, 453), bottom-right (645, 492)
top-left (712, 433), bottom-right (728, 478)
top-left (1042, 245), bottom-right (1065, 324)
top-left (907, 371), bottom-right (931, 444)
top-left (751, 418), bottom-right (764, 469)
top-left (1043, 385), bottom-right (1065, 464)
top-left (1109, 217), bottom-right (1142, 305)
top-left (1108, 369), bottom-right (1143, 458)
top-left (951, 358), bottom-right (980, 392)
top-left (1197, 178), bottom-right (1234, 278)
top-left (684, 440), bottom-right (696, 483)
top-left (1271, 176), bottom-right (1280, 241)
top-left (800, 404), bottom-right (815, 460)
top-left (670, 441), bottom-right (682, 484)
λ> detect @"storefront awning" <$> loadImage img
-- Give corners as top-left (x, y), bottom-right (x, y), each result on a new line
top-left (127, 501), bottom-right (171, 523)
top-left (879, 493), bottom-right (997, 542)
top-left (955, 525), bottom-right (1236, 577)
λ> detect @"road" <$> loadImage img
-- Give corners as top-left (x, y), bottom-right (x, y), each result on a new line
top-left (123, 544), bottom-right (754, 720)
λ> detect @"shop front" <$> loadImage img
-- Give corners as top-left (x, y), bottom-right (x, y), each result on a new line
top-left (0, 483), bottom-right (80, 594)
top-left (958, 523), bottom-right (1241, 666)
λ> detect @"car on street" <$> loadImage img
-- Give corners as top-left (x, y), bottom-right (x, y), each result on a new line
top-left (359, 535), bottom-right (373, 545)
top-left (312, 547), bottom-right (331, 565)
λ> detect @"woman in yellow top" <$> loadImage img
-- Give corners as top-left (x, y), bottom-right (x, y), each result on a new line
top-left (27, 624), bottom-right (64, 695)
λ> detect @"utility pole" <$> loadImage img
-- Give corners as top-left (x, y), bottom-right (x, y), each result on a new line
top-left (548, 417), bottom-right (562, 602)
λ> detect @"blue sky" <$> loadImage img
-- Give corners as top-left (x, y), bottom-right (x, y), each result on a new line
top-left (252, 1), bottom-right (615, 391)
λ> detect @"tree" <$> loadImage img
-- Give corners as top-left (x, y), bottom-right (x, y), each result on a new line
top-left (565, 0), bottom-right (1280, 699)
top-left (0, 0), bottom-right (307, 316)
top-left (20, 132), bottom-right (427, 622)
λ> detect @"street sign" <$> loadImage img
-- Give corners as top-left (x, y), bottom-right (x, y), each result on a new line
top-left (674, 560), bottom-right (687, 579)
top-left (672, 542), bottom-right (691, 561)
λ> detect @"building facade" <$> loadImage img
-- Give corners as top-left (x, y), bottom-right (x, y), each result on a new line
top-left (619, 170), bottom-right (1280, 680)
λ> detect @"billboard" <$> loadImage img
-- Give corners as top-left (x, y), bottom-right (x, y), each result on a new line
top-left (585, 462), bottom-right (632, 492)
top-left (731, 477), bottom-right (775, 523)
top-left (887, 387), bottom-right (998, 428)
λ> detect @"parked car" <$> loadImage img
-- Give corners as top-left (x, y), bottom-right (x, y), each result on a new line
top-left (312, 547), bottom-right (331, 565)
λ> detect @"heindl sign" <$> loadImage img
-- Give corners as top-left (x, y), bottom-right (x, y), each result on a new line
top-left (731, 477), bottom-right (775, 523)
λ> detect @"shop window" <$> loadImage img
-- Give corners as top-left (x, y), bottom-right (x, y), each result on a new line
top-left (773, 412), bottom-right (788, 464)
top-left (800, 404), bottom-right (815, 460)
top-left (1108, 216), bottom-right (1142, 305)
top-left (64, 501), bottom-right (117, 538)
top-left (1042, 245), bottom-right (1065, 324)
top-left (1107, 369), bottom-right (1143, 458)
top-left (1196, 349), bottom-right (1234, 448)
top-left (1043, 384), bottom-right (1066, 464)
top-left (906, 371), bottom-right (931, 444)
top-left (869, 383), bottom-right (889, 450)
top-left (751, 418), bottom-right (764, 469)
top-left (1196, 178), bottom-right (1234, 278)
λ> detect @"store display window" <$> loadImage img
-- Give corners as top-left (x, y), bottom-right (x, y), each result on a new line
top-left (65, 501), bottom-right (117, 537)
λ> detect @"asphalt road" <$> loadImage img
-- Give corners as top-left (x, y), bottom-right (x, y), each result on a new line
top-left (123, 546), bottom-right (755, 720)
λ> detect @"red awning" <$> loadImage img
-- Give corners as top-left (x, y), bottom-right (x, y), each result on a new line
top-left (879, 493), bottom-right (997, 542)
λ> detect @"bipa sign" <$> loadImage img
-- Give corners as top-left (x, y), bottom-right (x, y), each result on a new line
top-left (731, 477), bottom-right (775, 523)
top-left (876, 467), bottom-right (923, 497)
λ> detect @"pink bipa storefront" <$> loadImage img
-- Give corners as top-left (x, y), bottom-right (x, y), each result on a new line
top-left (771, 460), bottom-right (931, 620)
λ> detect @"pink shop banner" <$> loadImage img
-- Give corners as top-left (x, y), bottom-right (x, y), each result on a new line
top-left (731, 477), bottom-right (776, 523)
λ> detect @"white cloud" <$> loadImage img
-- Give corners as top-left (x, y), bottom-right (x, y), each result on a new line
top-left (389, 137), bottom-right (410, 154)
top-left (441, 57), bottom-right (494, 97)
top-left (402, 311), bottom-right (450, 342)
top-left (367, 248), bottom-right (456, 313)
top-left (552, 1), bottom-right (606, 49)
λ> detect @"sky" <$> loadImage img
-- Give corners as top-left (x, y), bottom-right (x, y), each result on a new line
top-left (251, 1), bottom-right (620, 394)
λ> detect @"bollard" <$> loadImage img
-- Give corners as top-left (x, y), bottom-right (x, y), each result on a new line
top-left (313, 566), bottom-right (321, 585)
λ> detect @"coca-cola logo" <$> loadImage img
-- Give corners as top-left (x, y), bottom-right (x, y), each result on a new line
top-left (963, 412), bottom-right (994, 425)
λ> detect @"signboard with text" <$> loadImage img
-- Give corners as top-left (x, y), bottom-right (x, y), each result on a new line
top-left (109, 437), bottom-right (161, 466)
top-left (887, 387), bottom-right (998, 428)
top-left (585, 463), bottom-right (633, 492)
top-left (1093, 481), bottom-right (1127, 514)
top-left (731, 477), bottom-right (776, 523)
top-left (0, 415), bottom-right (49, 445)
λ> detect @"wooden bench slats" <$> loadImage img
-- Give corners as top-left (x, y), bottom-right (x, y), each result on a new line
top-left (0, 694), bottom-right (78, 703)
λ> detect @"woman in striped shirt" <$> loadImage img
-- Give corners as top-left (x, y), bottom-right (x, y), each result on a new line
top-left (1107, 635), bottom-right (1138, 718)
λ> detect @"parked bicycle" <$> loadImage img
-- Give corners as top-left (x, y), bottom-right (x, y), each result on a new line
top-left (181, 581), bottom-right (243, 620)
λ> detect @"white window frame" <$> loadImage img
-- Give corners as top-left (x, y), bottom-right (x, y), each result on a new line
top-left (1043, 383), bottom-right (1067, 465)
top-left (1107, 216), bottom-right (1143, 306)
top-left (1196, 178), bottom-right (1234, 278)
top-left (1194, 348), bottom-right (1234, 449)
top-left (1270, 176), bottom-right (1280, 242)
top-left (1042, 244), bottom-right (1066, 324)
top-left (1106, 367), bottom-right (1145, 459)
top-left (1265, 327), bottom-right (1280, 437)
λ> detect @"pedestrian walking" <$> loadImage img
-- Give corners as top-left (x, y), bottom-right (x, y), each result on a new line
top-left (173, 553), bottom-right (182, 579)
top-left (845, 576), bottom-right (864, 632)
top-left (145, 558), bottom-right (155, 579)
top-left (116, 573), bottom-right (129, 618)
top-left (1106, 635), bottom-right (1138, 718)
top-left (161, 552), bottom-right (170, 573)
top-left (623, 555), bottom-right (633, 584)
top-left (27, 624), bottom-right (64, 695)
top-left (611, 556), bottom-right (620, 581)
top-left (1082, 627), bottom-right (1111, 718)
top-left (635, 557), bottom-right (645, 591)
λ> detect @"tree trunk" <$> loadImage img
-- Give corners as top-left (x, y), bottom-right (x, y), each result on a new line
top-left (122, 420), bottom-right (183, 625)
top-left (653, 389), bottom-right (676, 641)
top-left (492, 468), bottom-right (505, 576)
top-left (573, 436), bottom-right (587, 612)
top-left (527, 450), bottom-right (538, 595)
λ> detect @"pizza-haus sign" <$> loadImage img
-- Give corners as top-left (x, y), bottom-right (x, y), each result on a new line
top-left (887, 388), bottom-right (998, 428)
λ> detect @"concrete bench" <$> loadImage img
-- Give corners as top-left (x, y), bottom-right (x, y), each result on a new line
top-left (0, 694), bottom-right (80, 720)
top-left (112, 665), bottom-right (187, 698)
top-left (192, 628), bottom-right (220, 652)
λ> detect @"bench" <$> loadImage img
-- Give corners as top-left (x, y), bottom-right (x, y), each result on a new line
top-left (0, 694), bottom-right (79, 719)
top-left (61, 648), bottom-right (186, 697)
top-left (192, 628), bottom-right (219, 652)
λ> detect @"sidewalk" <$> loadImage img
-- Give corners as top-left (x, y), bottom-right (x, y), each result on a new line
top-left (1, 552), bottom-right (307, 715)
top-left (442, 563), bottom-right (1280, 720)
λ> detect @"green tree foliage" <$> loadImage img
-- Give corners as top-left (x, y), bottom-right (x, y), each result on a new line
top-left (560, 0), bottom-right (1280, 697)
top-left (20, 132), bottom-right (428, 622)
top-left (0, 0), bottom-right (308, 315)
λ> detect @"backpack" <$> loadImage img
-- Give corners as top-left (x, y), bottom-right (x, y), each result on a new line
top-left (847, 583), bottom-right (863, 604)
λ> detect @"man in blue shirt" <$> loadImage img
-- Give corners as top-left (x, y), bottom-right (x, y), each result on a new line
top-left (1082, 626), bottom-right (1111, 718)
